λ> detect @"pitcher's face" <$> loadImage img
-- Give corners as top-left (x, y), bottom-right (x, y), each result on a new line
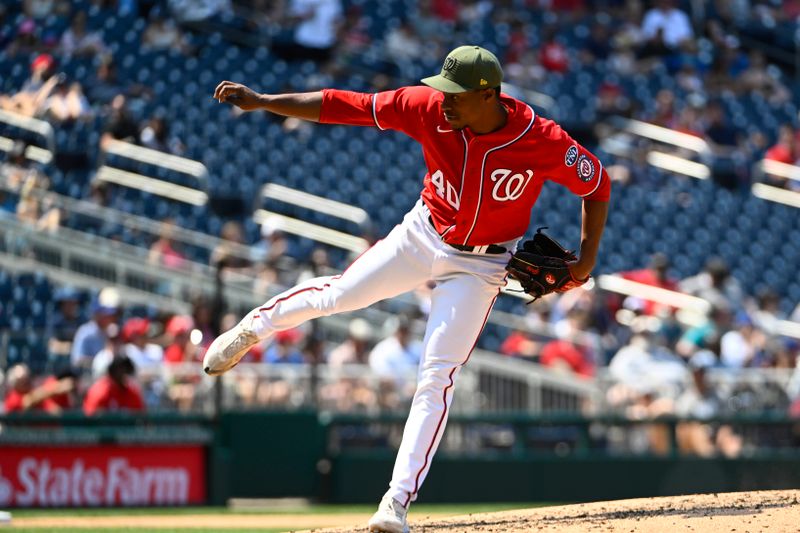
top-left (441, 89), bottom-right (496, 130)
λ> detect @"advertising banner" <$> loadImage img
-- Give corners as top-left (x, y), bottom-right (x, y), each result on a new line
top-left (0, 446), bottom-right (205, 507)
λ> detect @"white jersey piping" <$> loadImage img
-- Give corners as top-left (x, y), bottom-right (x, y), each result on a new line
top-left (372, 93), bottom-right (386, 131)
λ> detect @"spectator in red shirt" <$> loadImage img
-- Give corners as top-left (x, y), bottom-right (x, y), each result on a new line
top-left (763, 124), bottom-right (799, 189)
top-left (148, 218), bottom-right (187, 270)
top-left (500, 329), bottom-right (540, 360)
top-left (621, 253), bottom-right (677, 288)
top-left (40, 367), bottom-right (80, 412)
top-left (539, 309), bottom-right (596, 378)
top-left (3, 364), bottom-right (75, 414)
top-left (430, 0), bottom-right (458, 22)
top-left (501, 300), bottom-right (553, 360)
top-left (550, 0), bottom-right (586, 12)
top-left (4, 365), bottom-right (39, 413)
top-left (83, 355), bottom-right (145, 416)
top-left (164, 314), bottom-right (199, 364)
top-left (539, 25), bottom-right (569, 73)
top-left (540, 337), bottom-right (594, 378)
top-left (504, 20), bottom-right (530, 66)
top-left (163, 315), bottom-right (203, 411)
top-left (619, 253), bottom-right (680, 315)
top-left (674, 105), bottom-right (705, 139)
top-left (765, 124), bottom-right (797, 164)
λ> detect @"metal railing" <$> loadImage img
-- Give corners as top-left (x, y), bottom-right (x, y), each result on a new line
top-left (0, 109), bottom-right (55, 156)
top-left (610, 116), bottom-right (712, 156)
top-left (0, 177), bottom-right (255, 265)
top-left (255, 183), bottom-right (371, 253)
top-left (99, 139), bottom-right (209, 186)
top-left (602, 115), bottom-right (800, 211)
top-left (0, 216), bottom-right (240, 310)
top-left (600, 116), bottom-right (714, 180)
top-left (501, 82), bottom-right (556, 114)
top-left (460, 351), bottom-right (600, 413)
top-left (95, 139), bottom-right (209, 206)
top-left (131, 351), bottom-right (599, 415)
top-left (0, 350), bottom-right (600, 416)
top-left (95, 166), bottom-right (208, 206)
top-left (751, 158), bottom-right (800, 209)
top-left (0, 135), bottom-right (52, 165)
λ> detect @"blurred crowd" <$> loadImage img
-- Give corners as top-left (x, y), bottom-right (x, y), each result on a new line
top-left (0, 282), bottom-right (424, 416)
top-left (3, 249), bottom-right (800, 421)
top-left (499, 252), bottom-right (800, 456)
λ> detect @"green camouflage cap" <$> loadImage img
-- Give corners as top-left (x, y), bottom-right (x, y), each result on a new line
top-left (421, 45), bottom-right (503, 93)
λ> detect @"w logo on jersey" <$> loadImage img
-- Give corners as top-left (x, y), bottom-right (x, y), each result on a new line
top-left (490, 169), bottom-right (534, 202)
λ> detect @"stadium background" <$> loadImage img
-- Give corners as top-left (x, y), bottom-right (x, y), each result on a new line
top-left (1, 0), bottom-right (800, 523)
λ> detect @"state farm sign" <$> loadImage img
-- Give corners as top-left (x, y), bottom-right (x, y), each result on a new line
top-left (0, 446), bottom-right (205, 507)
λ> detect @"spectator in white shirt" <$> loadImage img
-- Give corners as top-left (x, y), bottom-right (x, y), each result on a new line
top-left (640, 0), bottom-right (693, 55)
top-left (329, 318), bottom-right (373, 367)
top-left (293, 0), bottom-right (341, 50)
top-left (42, 78), bottom-right (92, 125)
top-left (274, 0), bottom-right (343, 63)
top-left (168, 0), bottom-right (232, 23)
top-left (92, 318), bottom-right (163, 378)
top-left (369, 317), bottom-right (421, 380)
top-left (720, 313), bottom-right (766, 368)
top-left (71, 288), bottom-right (120, 371)
top-left (142, 10), bottom-right (191, 54)
top-left (59, 11), bottom-right (107, 58)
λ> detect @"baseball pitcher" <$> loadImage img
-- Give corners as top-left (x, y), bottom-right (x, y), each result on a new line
top-left (207, 45), bottom-right (610, 533)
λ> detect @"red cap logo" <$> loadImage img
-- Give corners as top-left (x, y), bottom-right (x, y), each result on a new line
top-left (545, 273), bottom-right (556, 285)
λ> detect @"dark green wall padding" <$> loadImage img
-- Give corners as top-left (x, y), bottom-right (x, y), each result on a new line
top-left (3, 412), bottom-right (799, 505)
top-left (327, 454), bottom-right (800, 503)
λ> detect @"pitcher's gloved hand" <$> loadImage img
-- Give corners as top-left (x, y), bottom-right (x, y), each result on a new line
top-left (505, 228), bottom-right (589, 300)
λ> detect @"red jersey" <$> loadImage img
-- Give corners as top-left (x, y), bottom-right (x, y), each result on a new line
top-left (4, 389), bottom-right (56, 413)
top-left (4, 390), bottom-right (30, 413)
top-left (40, 376), bottom-right (73, 411)
top-left (540, 339), bottom-right (594, 377)
top-left (83, 376), bottom-right (145, 416)
top-left (164, 343), bottom-right (186, 364)
top-left (319, 86), bottom-right (610, 246)
top-left (4, 377), bottom-right (74, 414)
top-left (765, 144), bottom-right (794, 165)
top-left (620, 268), bottom-right (680, 315)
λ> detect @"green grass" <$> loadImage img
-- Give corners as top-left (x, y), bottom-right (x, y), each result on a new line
top-left (9, 502), bottom-right (547, 518)
top-left (7, 503), bottom-right (557, 532)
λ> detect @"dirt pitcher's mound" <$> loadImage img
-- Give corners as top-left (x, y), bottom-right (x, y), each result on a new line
top-left (317, 490), bottom-right (800, 533)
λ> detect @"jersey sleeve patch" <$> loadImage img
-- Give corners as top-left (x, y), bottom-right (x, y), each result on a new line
top-left (580, 161), bottom-right (605, 198)
top-left (565, 145), bottom-right (578, 167)
top-left (576, 154), bottom-right (596, 183)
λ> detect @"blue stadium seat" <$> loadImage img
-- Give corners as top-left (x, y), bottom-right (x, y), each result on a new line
top-left (0, 272), bottom-right (12, 302)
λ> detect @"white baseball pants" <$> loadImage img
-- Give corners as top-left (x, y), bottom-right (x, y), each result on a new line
top-left (248, 200), bottom-right (513, 506)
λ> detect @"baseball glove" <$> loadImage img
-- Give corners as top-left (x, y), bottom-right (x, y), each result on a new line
top-left (505, 227), bottom-right (589, 300)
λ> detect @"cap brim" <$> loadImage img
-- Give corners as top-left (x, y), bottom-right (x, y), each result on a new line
top-left (421, 74), bottom-right (470, 93)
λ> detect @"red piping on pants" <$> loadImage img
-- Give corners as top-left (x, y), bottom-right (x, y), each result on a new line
top-left (256, 240), bottom-right (380, 315)
top-left (403, 287), bottom-right (501, 507)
